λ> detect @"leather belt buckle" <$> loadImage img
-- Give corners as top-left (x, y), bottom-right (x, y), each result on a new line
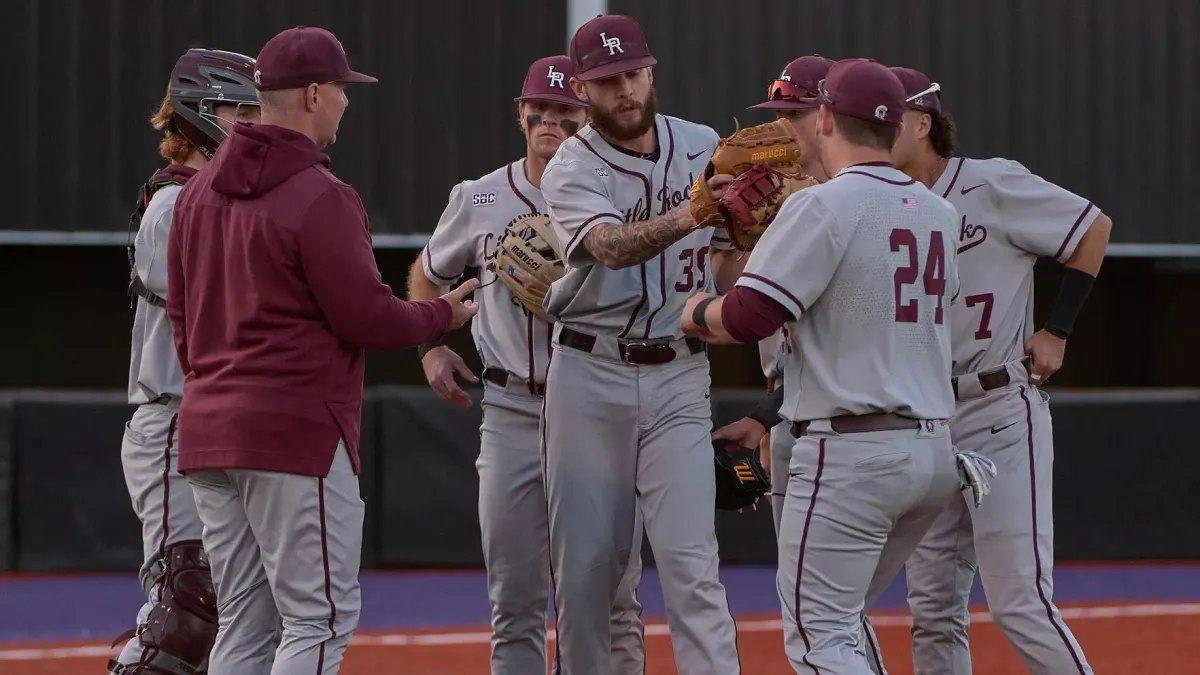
top-left (620, 341), bottom-right (675, 365)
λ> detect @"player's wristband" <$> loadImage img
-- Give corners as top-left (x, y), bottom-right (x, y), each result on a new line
top-left (746, 385), bottom-right (786, 431)
top-left (417, 339), bottom-right (447, 361)
top-left (692, 297), bottom-right (717, 329)
top-left (1043, 267), bottom-right (1096, 340)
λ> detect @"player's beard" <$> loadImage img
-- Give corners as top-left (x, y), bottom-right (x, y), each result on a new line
top-left (590, 89), bottom-right (658, 142)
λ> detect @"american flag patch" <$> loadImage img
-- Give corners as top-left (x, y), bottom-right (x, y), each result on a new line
top-left (902, 197), bottom-right (918, 211)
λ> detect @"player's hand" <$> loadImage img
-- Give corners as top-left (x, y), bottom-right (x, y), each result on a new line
top-left (712, 416), bottom-right (768, 451)
top-left (421, 346), bottom-right (478, 408)
top-left (757, 432), bottom-right (772, 483)
top-left (1024, 329), bottom-right (1065, 385)
top-left (707, 174), bottom-right (735, 201)
top-left (442, 278), bottom-right (481, 330)
top-left (681, 292), bottom-right (718, 339)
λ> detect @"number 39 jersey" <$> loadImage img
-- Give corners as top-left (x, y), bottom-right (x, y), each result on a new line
top-left (737, 162), bottom-right (961, 423)
top-left (932, 157), bottom-right (1101, 376)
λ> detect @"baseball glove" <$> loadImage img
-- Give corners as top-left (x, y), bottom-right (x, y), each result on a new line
top-left (717, 164), bottom-right (819, 250)
top-left (713, 438), bottom-right (771, 511)
top-left (689, 118), bottom-right (801, 230)
top-left (493, 213), bottom-right (565, 323)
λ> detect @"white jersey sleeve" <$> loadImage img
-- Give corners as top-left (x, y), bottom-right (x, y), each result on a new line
top-left (135, 189), bottom-right (178, 296)
top-left (422, 182), bottom-right (476, 285)
top-left (736, 192), bottom-right (850, 318)
top-left (989, 159), bottom-right (1100, 263)
top-left (541, 159), bottom-right (624, 267)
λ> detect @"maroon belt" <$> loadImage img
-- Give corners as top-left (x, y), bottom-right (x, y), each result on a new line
top-left (790, 412), bottom-right (923, 438)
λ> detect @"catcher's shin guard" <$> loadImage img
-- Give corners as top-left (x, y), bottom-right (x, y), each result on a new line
top-left (108, 541), bottom-right (218, 675)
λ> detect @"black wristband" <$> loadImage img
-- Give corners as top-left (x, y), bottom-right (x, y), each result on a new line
top-left (692, 297), bottom-right (717, 329)
top-left (746, 385), bottom-right (786, 431)
top-left (1043, 267), bottom-right (1096, 340)
top-left (417, 339), bottom-right (446, 360)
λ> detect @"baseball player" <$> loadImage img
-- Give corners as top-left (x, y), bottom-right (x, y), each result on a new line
top-left (539, 14), bottom-right (744, 675)
top-left (681, 58), bottom-right (990, 673)
top-left (111, 48), bottom-right (260, 675)
top-left (718, 54), bottom-right (835, 534)
top-left (891, 66), bottom-right (1112, 675)
top-left (407, 54), bottom-right (646, 675)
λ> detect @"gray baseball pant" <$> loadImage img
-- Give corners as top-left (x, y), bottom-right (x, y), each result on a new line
top-left (906, 367), bottom-right (1093, 674)
top-left (187, 441), bottom-right (363, 675)
top-left (778, 418), bottom-right (960, 674)
top-left (479, 378), bottom-right (645, 674)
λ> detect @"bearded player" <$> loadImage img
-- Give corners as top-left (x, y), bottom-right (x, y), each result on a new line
top-left (891, 66), bottom-right (1111, 674)
top-left (112, 48), bottom-right (259, 674)
top-left (407, 55), bottom-right (645, 675)
top-left (538, 13), bottom-right (747, 675)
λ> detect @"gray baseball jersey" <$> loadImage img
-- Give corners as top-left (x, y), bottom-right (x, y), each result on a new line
top-left (541, 114), bottom-right (733, 337)
top-left (422, 158), bottom-right (553, 383)
top-left (738, 163), bottom-right (961, 423)
top-left (739, 162), bottom-right (963, 673)
top-left (128, 184), bottom-right (185, 404)
top-left (906, 157), bottom-right (1099, 675)
top-left (932, 157), bottom-right (1100, 376)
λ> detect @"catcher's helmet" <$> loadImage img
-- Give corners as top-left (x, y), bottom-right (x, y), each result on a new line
top-left (168, 48), bottom-right (259, 158)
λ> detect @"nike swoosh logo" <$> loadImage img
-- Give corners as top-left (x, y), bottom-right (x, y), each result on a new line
top-left (687, 150), bottom-right (706, 160)
top-left (990, 422), bottom-right (1017, 434)
top-left (961, 183), bottom-right (986, 195)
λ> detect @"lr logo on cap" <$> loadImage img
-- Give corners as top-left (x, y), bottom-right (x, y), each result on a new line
top-left (874, 105), bottom-right (888, 121)
top-left (546, 65), bottom-right (564, 88)
top-left (600, 32), bottom-right (624, 56)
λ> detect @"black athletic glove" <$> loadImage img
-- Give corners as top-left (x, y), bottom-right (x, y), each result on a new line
top-left (713, 438), bottom-right (771, 511)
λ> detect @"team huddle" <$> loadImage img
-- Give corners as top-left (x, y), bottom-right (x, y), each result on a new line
top-left (116, 13), bottom-right (1111, 675)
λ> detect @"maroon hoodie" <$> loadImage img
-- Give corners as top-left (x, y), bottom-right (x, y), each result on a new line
top-left (166, 123), bottom-right (452, 477)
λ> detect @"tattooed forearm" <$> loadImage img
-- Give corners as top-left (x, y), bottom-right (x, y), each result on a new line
top-left (583, 208), bottom-right (696, 269)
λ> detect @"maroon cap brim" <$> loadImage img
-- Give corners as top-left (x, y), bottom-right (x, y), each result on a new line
top-left (514, 93), bottom-right (588, 107)
top-left (337, 70), bottom-right (378, 84)
top-left (746, 98), bottom-right (820, 111)
top-left (576, 56), bottom-right (657, 82)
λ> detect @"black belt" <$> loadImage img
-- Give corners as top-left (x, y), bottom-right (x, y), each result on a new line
top-left (791, 412), bottom-right (923, 438)
top-left (483, 368), bottom-right (545, 396)
top-left (951, 358), bottom-right (1031, 400)
top-left (558, 327), bottom-right (704, 366)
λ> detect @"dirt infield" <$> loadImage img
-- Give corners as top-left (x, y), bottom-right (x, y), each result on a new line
top-left (3, 602), bottom-right (1194, 675)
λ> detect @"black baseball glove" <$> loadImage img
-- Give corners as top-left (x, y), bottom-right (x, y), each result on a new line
top-left (713, 438), bottom-right (771, 511)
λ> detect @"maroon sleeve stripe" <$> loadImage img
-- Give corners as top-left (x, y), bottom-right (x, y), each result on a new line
top-left (1052, 202), bottom-right (1095, 262)
top-left (741, 273), bottom-right (806, 314)
top-left (423, 246), bottom-right (461, 283)
top-left (564, 212), bottom-right (624, 255)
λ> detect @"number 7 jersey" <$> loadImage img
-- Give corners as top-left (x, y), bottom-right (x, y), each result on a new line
top-left (932, 157), bottom-right (1101, 376)
top-left (737, 162), bottom-right (961, 423)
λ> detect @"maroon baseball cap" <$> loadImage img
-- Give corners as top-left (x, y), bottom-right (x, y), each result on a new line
top-left (515, 55), bottom-right (586, 107)
top-left (890, 66), bottom-right (942, 113)
top-left (748, 55), bottom-right (834, 111)
top-left (817, 58), bottom-right (906, 127)
top-left (253, 26), bottom-right (377, 91)
top-left (569, 14), bottom-right (657, 82)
